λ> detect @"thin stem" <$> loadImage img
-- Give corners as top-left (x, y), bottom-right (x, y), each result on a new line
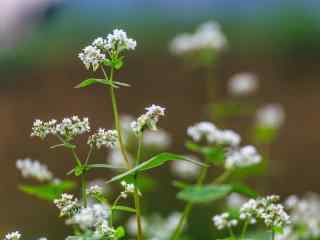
top-left (171, 166), bottom-right (208, 240)
top-left (85, 147), bottom-right (94, 165)
top-left (213, 169), bottom-right (232, 184)
top-left (241, 220), bottom-right (249, 239)
top-left (228, 226), bottom-right (235, 238)
top-left (133, 133), bottom-right (144, 240)
top-left (110, 194), bottom-right (122, 227)
top-left (271, 230), bottom-right (275, 240)
top-left (102, 66), bottom-right (131, 169)
top-left (81, 174), bottom-right (87, 207)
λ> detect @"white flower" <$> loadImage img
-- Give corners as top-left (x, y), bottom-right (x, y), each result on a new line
top-left (256, 104), bottom-right (285, 129)
top-left (119, 114), bottom-right (135, 143)
top-left (31, 119), bottom-right (57, 139)
top-left (240, 195), bottom-right (290, 228)
top-left (228, 72), bottom-right (259, 96)
top-left (170, 156), bottom-right (201, 179)
top-left (16, 158), bottom-right (53, 181)
top-left (169, 21), bottom-right (227, 55)
top-left (54, 193), bottom-right (79, 217)
top-left (131, 105), bottom-right (165, 134)
top-left (284, 193), bottom-right (320, 238)
top-left (87, 179), bottom-right (110, 196)
top-left (120, 181), bottom-right (136, 198)
top-left (4, 231), bottom-right (21, 240)
top-left (227, 193), bottom-right (248, 209)
top-left (67, 204), bottom-right (109, 230)
top-left (86, 185), bottom-right (103, 196)
top-left (187, 122), bottom-right (240, 146)
top-left (88, 128), bottom-right (118, 149)
top-left (142, 129), bottom-right (171, 149)
top-left (78, 45), bottom-right (106, 71)
top-left (225, 145), bottom-right (261, 169)
top-left (106, 29), bottom-right (137, 51)
top-left (212, 212), bottom-right (238, 230)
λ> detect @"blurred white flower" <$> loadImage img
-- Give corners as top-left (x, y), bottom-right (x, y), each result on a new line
top-left (16, 158), bottom-right (53, 181)
top-left (4, 231), bottom-right (21, 240)
top-left (187, 121), bottom-right (240, 146)
top-left (107, 147), bottom-right (133, 169)
top-left (256, 104), bottom-right (285, 129)
top-left (228, 72), bottom-right (259, 96)
top-left (126, 215), bottom-right (147, 236)
top-left (142, 129), bottom-right (171, 149)
top-left (212, 212), bottom-right (238, 230)
top-left (227, 193), bottom-right (248, 209)
top-left (169, 21), bottom-right (227, 55)
top-left (225, 145), bottom-right (261, 169)
top-left (87, 179), bottom-right (110, 195)
top-left (170, 156), bottom-right (201, 179)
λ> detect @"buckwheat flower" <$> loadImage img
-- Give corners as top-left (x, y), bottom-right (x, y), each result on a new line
top-left (54, 193), bottom-right (79, 217)
top-left (55, 116), bottom-right (90, 140)
top-left (106, 29), bottom-right (137, 52)
top-left (78, 45), bottom-right (106, 71)
top-left (170, 156), bottom-right (201, 179)
top-left (214, 129), bottom-right (241, 146)
top-left (256, 104), bottom-right (285, 129)
top-left (240, 195), bottom-right (290, 228)
top-left (88, 128), bottom-right (118, 149)
top-left (131, 105), bottom-right (165, 134)
top-left (92, 37), bottom-right (109, 49)
top-left (225, 145), bottom-right (261, 169)
top-left (31, 119), bottom-right (57, 139)
top-left (227, 193), bottom-right (248, 209)
top-left (212, 212), bottom-right (238, 230)
top-left (86, 185), bottom-right (103, 196)
top-left (228, 72), bottom-right (259, 96)
top-left (16, 158), bottom-right (53, 181)
top-left (88, 179), bottom-right (110, 195)
top-left (120, 181), bottom-right (137, 198)
top-left (142, 129), bottom-right (171, 149)
top-left (4, 231), bottom-right (21, 240)
top-left (67, 203), bottom-right (109, 230)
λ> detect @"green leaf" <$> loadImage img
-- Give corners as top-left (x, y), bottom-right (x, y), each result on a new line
top-left (231, 182), bottom-right (259, 198)
top-left (114, 226), bottom-right (125, 239)
top-left (102, 59), bottom-right (113, 66)
top-left (75, 78), bottom-right (118, 89)
top-left (19, 180), bottom-right (76, 201)
top-left (114, 81), bottom-right (131, 87)
top-left (112, 58), bottom-right (124, 70)
top-left (112, 205), bottom-right (136, 213)
top-left (106, 153), bottom-right (207, 184)
top-left (87, 164), bottom-right (126, 171)
top-left (177, 184), bottom-right (232, 203)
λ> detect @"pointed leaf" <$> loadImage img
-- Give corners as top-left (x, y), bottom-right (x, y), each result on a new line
top-left (106, 153), bottom-right (207, 184)
top-left (177, 184), bottom-right (232, 203)
top-left (75, 78), bottom-right (118, 89)
top-left (112, 205), bottom-right (136, 213)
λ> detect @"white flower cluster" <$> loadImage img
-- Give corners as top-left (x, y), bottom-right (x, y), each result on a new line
top-left (16, 158), bottom-right (53, 182)
top-left (120, 181), bottom-right (136, 199)
top-left (170, 21), bottom-right (227, 55)
top-left (54, 193), bottom-right (79, 217)
top-left (87, 129), bottom-right (118, 149)
top-left (78, 45), bottom-right (106, 71)
top-left (228, 72), bottom-right (259, 96)
top-left (78, 29), bottom-right (136, 71)
top-left (67, 203), bottom-right (109, 230)
top-left (4, 232), bottom-right (21, 240)
top-left (142, 129), bottom-right (171, 149)
top-left (170, 155), bottom-right (201, 179)
top-left (212, 212), bottom-right (238, 230)
top-left (31, 116), bottom-right (90, 141)
top-left (225, 145), bottom-right (262, 169)
top-left (256, 104), bottom-right (285, 129)
top-left (240, 195), bottom-right (290, 228)
top-left (187, 122), bottom-right (241, 146)
top-left (86, 185), bottom-right (103, 196)
top-left (284, 193), bottom-right (320, 238)
top-left (131, 105), bottom-right (165, 135)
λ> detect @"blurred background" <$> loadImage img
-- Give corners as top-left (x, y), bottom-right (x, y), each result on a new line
top-left (1, 0), bottom-right (320, 239)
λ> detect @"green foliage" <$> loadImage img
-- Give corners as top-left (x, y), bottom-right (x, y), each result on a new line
top-left (210, 101), bottom-right (255, 120)
top-left (254, 126), bottom-right (279, 144)
top-left (19, 180), bottom-right (76, 201)
top-left (231, 182), bottom-right (259, 198)
top-left (177, 184), bottom-right (232, 203)
top-left (112, 205), bottom-right (136, 213)
top-left (106, 153), bottom-right (206, 184)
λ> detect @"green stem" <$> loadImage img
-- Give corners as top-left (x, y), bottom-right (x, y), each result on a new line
top-left (134, 133), bottom-right (144, 240)
top-left (110, 195), bottom-right (122, 227)
top-left (171, 166), bottom-right (208, 240)
top-left (81, 174), bottom-right (87, 207)
top-left (271, 230), bottom-right (275, 240)
top-left (213, 169), bottom-right (232, 184)
top-left (102, 67), bottom-right (131, 169)
top-left (241, 220), bottom-right (249, 239)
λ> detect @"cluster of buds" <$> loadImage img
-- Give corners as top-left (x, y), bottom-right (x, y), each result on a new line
top-left (87, 128), bottom-right (118, 149)
top-left (131, 105), bottom-right (165, 135)
top-left (225, 145), bottom-right (262, 169)
top-left (120, 181), bottom-right (136, 199)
